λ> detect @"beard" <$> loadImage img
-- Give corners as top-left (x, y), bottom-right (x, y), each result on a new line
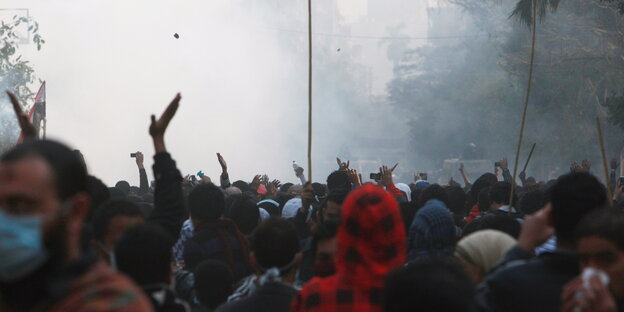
top-left (0, 215), bottom-right (70, 310)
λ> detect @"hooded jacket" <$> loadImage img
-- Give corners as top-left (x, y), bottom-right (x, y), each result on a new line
top-left (408, 199), bottom-right (456, 262)
top-left (291, 184), bottom-right (406, 312)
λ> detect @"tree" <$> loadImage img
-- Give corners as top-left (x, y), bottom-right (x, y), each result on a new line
top-left (0, 14), bottom-right (45, 151)
top-left (386, 0), bottom-right (624, 177)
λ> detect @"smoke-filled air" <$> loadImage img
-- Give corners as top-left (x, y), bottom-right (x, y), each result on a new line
top-left (2, 0), bottom-right (624, 185)
top-left (4, 1), bottom-right (624, 312)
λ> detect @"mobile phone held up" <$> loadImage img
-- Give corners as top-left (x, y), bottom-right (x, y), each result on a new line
top-left (130, 153), bottom-right (137, 158)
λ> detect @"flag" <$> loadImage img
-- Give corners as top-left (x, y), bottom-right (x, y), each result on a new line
top-left (17, 81), bottom-right (46, 143)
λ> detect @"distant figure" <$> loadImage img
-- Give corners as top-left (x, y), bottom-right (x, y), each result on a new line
top-left (462, 142), bottom-right (479, 160)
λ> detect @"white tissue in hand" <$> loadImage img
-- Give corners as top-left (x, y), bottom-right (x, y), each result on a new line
top-left (582, 267), bottom-right (610, 289)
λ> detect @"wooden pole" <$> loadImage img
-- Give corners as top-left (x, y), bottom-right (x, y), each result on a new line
top-left (509, 0), bottom-right (537, 209)
top-left (307, 0), bottom-right (313, 183)
top-left (521, 143), bottom-right (537, 173)
top-left (596, 116), bottom-right (613, 206)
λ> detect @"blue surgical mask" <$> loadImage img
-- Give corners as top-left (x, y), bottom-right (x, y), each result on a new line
top-left (0, 209), bottom-right (49, 282)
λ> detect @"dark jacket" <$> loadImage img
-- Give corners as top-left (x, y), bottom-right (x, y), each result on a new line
top-left (148, 152), bottom-right (185, 242)
top-left (142, 283), bottom-right (190, 312)
top-left (475, 246), bottom-right (580, 312)
top-left (215, 282), bottom-right (297, 312)
top-left (183, 219), bottom-right (251, 282)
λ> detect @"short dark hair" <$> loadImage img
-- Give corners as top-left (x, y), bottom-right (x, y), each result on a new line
top-left (1, 140), bottom-right (88, 201)
top-left (411, 186), bottom-right (426, 204)
top-left (518, 188), bottom-right (546, 215)
top-left (385, 258), bottom-right (475, 312)
top-left (326, 171), bottom-right (351, 191)
top-left (326, 188), bottom-right (350, 205)
top-left (279, 183), bottom-right (294, 193)
top-left (86, 175), bottom-right (110, 221)
top-left (467, 173), bottom-right (497, 207)
top-left (462, 214), bottom-right (521, 239)
top-left (312, 182), bottom-right (327, 198)
top-left (549, 172), bottom-right (607, 243)
top-left (115, 180), bottom-right (131, 196)
top-left (477, 187), bottom-right (491, 213)
top-left (576, 208), bottom-right (624, 250)
top-left (445, 186), bottom-right (466, 216)
top-left (232, 180), bottom-right (249, 193)
top-left (194, 260), bottom-right (234, 309)
top-left (489, 182), bottom-right (517, 207)
top-left (188, 183), bottom-right (225, 222)
top-left (108, 187), bottom-right (126, 199)
top-left (115, 223), bottom-right (173, 285)
top-left (92, 199), bottom-right (144, 242)
top-left (419, 184), bottom-right (449, 208)
top-left (251, 217), bottom-right (299, 273)
top-left (227, 196), bottom-right (260, 235)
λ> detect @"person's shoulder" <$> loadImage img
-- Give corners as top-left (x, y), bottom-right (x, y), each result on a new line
top-left (51, 262), bottom-right (153, 312)
top-left (487, 254), bottom-right (554, 292)
top-left (298, 275), bottom-right (339, 297)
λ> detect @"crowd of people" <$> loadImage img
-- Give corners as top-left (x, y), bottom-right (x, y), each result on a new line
top-left (0, 91), bottom-right (623, 311)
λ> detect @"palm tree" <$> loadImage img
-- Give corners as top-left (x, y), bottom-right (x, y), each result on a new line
top-left (511, 0), bottom-right (561, 27)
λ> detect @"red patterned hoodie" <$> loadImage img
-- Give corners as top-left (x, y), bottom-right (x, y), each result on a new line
top-left (291, 184), bottom-right (406, 312)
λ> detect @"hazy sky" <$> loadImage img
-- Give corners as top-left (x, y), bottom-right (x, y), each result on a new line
top-left (1, 0), bottom-right (422, 186)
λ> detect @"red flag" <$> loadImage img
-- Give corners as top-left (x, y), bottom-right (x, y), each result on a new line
top-left (17, 81), bottom-right (46, 143)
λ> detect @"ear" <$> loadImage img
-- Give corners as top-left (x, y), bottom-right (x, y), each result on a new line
top-left (67, 192), bottom-right (91, 238)
top-left (293, 252), bottom-right (303, 269)
top-left (250, 252), bottom-right (259, 272)
top-left (544, 202), bottom-right (554, 227)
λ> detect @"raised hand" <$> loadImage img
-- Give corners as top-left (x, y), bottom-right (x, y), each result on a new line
top-left (271, 179), bottom-right (281, 189)
top-left (250, 175), bottom-right (262, 191)
top-left (571, 162), bottom-right (582, 173)
top-left (561, 276), bottom-right (617, 312)
top-left (295, 166), bottom-right (304, 177)
top-left (336, 157), bottom-right (350, 171)
top-left (150, 93), bottom-right (181, 152)
top-left (500, 158), bottom-right (508, 170)
top-left (135, 151), bottom-right (144, 169)
top-left (380, 165), bottom-right (394, 187)
top-left (459, 163), bottom-right (465, 173)
top-left (581, 159), bottom-right (591, 172)
top-left (347, 168), bottom-right (362, 187)
top-left (6, 91), bottom-right (36, 139)
top-left (518, 204), bottom-right (554, 253)
top-left (217, 153), bottom-right (227, 173)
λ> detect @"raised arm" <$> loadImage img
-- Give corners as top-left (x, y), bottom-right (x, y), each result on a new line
top-left (147, 93), bottom-right (185, 241)
top-left (458, 163), bottom-right (472, 188)
top-left (6, 91), bottom-right (37, 140)
top-left (135, 151), bottom-right (149, 195)
top-left (217, 153), bottom-right (231, 189)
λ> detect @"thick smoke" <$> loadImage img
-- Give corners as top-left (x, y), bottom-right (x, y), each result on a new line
top-left (7, 0), bottom-right (411, 186)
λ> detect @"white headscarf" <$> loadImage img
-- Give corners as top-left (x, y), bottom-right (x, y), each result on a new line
top-left (281, 198), bottom-right (302, 219)
top-left (395, 183), bottom-right (412, 202)
top-left (454, 230), bottom-right (516, 275)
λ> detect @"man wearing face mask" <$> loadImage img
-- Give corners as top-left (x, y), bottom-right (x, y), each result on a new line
top-left (0, 139), bottom-right (152, 311)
